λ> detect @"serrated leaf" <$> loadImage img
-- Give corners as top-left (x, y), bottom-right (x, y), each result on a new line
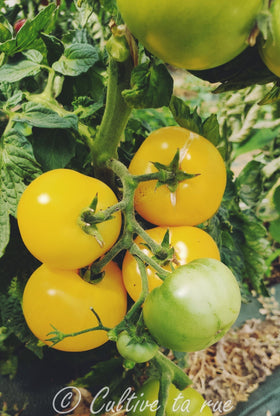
top-left (0, 59), bottom-right (41, 82)
top-left (122, 62), bottom-right (173, 109)
top-left (235, 161), bottom-right (263, 207)
top-left (169, 96), bottom-right (201, 134)
top-left (0, 4), bottom-right (57, 56)
top-left (31, 128), bottom-right (76, 170)
top-left (6, 90), bottom-right (23, 109)
top-left (52, 43), bottom-right (99, 76)
top-left (201, 114), bottom-right (221, 146)
top-left (0, 129), bottom-right (42, 257)
top-left (13, 103), bottom-right (78, 130)
top-left (0, 277), bottom-right (43, 358)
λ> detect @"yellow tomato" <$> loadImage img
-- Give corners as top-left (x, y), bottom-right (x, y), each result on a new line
top-left (129, 127), bottom-right (226, 226)
top-left (22, 262), bottom-right (127, 352)
top-left (17, 169), bottom-right (121, 270)
top-left (122, 226), bottom-right (220, 301)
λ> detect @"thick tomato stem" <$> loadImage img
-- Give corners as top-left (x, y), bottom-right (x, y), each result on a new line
top-left (89, 158), bottom-right (171, 279)
top-left (151, 351), bottom-right (192, 416)
top-left (90, 57), bottom-right (133, 171)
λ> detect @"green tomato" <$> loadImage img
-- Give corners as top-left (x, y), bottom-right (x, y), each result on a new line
top-left (258, 0), bottom-right (280, 76)
top-left (143, 258), bottom-right (241, 352)
top-left (116, 0), bottom-right (263, 70)
top-left (128, 379), bottom-right (212, 416)
top-left (116, 331), bottom-right (158, 363)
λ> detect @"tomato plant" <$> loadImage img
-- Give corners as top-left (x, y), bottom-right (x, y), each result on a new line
top-left (258, 0), bottom-right (280, 77)
top-left (0, 1), bottom-right (278, 415)
top-left (117, 0), bottom-right (262, 70)
top-left (22, 262), bottom-right (127, 352)
top-left (128, 379), bottom-right (212, 416)
top-left (129, 127), bottom-right (226, 226)
top-left (122, 226), bottom-right (220, 301)
top-left (116, 330), bottom-right (158, 363)
top-left (17, 169), bottom-right (122, 270)
top-left (143, 258), bottom-right (241, 352)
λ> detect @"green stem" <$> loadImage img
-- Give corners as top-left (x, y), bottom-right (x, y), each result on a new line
top-left (130, 244), bottom-right (170, 280)
top-left (90, 57), bottom-right (133, 168)
top-left (133, 221), bottom-right (170, 259)
top-left (152, 351), bottom-right (192, 391)
top-left (151, 351), bottom-right (192, 416)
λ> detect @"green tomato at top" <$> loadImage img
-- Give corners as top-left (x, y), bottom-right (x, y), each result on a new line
top-left (258, 0), bottom-right (280, 77)
top-left (116, 0), bottom-right (263, 70)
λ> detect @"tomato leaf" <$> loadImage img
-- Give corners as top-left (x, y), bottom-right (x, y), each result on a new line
top-left (41, 33), bottom-right (64, 66)
top-left (0, 4), bottom-right (57, 56)
top-left (0, 58), bottom-right (41, 83)
top-left (207, 171), bottom-right (271, 296)
top-left (170, 96), bottom-right (223, 148)
top-left (235, 160), bottom-right (264, 207)
top-left (30, 128), bottom-right (76, 171)
top-left (0, 129), bottom-right (42, 257)
top-left (13, 103), bottom-right (78, 130)
top-left (0, 277), bottom-right (43, 358)
top-left (52, 43), bottom-right (99, 76)
top-left (169, 96), bottom-right (201, 135)
top-left (122, 62), bottom-right (173, 109)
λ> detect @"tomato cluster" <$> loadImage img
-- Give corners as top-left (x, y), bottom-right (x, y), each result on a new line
top-left (122, 126), bottom-right (241, 353)
top-left (18, 169), bottom-right (127, 352)
top-left (17, 127), bottom-right (241, 356)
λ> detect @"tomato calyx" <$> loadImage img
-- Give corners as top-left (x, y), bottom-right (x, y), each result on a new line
top-left (152, 149), bottom-right (199, 193)
top-left (78, 193), bottom-right (124, 246)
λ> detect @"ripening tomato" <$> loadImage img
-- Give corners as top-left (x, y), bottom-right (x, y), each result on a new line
top-left (22, 262), bottom-right (127, 352)
top-left (122, 226), bottom-right (220, 301)
top-left (258, 0), bottom-right (280, 77)
top-left (117, 0), bottom-right (262, 70)
top-left (17, 169), bottom-right (121, 270)
top-left (128, 379), bottom-right (213, 416)
top-left (143, 258), bottom-right (241, 352)
top-left (129, 127), bottom-right (226, 226)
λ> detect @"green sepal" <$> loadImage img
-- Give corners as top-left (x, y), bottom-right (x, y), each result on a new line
top-left (152, 149), bottom-right (199, 193)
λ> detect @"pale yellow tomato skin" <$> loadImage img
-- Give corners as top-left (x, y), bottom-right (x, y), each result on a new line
top-left (17, 169), bottom-right (121, 270)
top-left (22, 262), bottom-right (127, 352)
top-left (117, 0), bottom-right (262, 70)
top-left (129, 127), bottom-right (226, 226)
top-left (122, 226), bottom-right (220, 301)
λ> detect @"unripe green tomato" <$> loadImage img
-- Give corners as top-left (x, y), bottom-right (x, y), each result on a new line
top-left (128, 379), bottom-right (212, 416)
top-left (116, 331), bottom-right (158, 363)
top-left (116, 0), bottom-right (262, 70)
top-left (258, 0), bottom-right (280, 77)
top-left (143, 258), bottom-right (241, 352)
